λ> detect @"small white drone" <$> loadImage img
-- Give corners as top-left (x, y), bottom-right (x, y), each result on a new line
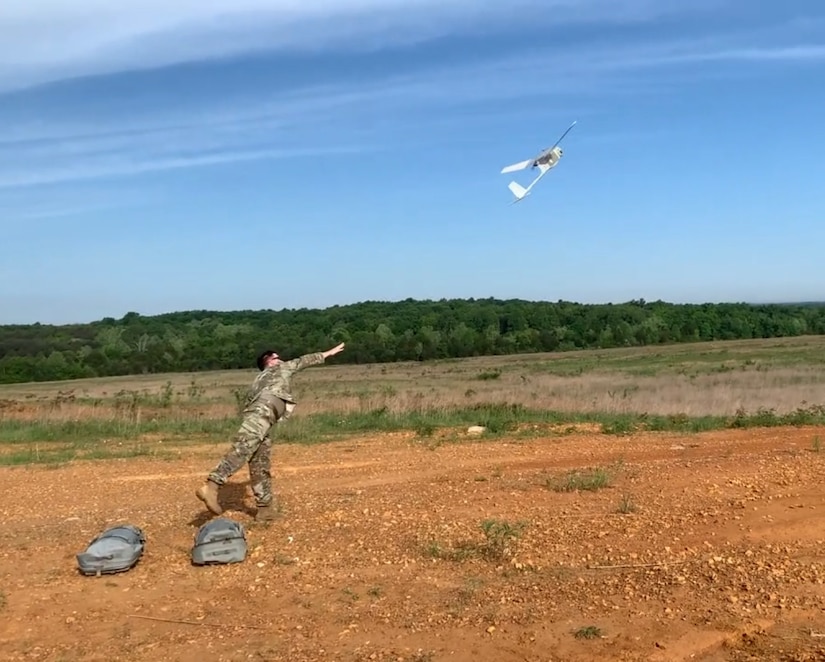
top-left (500, 120), bottom-right (577, 203)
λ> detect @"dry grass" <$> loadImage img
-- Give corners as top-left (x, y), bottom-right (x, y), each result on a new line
top-left (0, 335), bottom-right (824, 467)
top-left (2, 335), bottom-right (824, 423)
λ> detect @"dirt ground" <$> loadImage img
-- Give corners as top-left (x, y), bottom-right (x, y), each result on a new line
top-left (2, 426), bottom-right (825, 662)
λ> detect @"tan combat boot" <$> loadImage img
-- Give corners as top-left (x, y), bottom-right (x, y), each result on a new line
top-left (195, 480), bottom-right (223, 515)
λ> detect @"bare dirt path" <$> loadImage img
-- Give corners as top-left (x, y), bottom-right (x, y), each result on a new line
top-left (1, 426), bottom-right (825, 661)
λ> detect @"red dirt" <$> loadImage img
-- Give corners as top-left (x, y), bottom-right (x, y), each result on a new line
top-left (2, 426), bottom-right (825, 661)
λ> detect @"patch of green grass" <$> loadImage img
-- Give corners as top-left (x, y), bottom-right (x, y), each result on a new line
top-left (616, 494), bottom-right (637, 514)
top-left (519, 338), bottom-right (825, 379)
top-left (573, 625), bottom-right (603, 639)
top-left (0, 416), bottom-right (237, 445)
top-left (414, 422), bottom-right (436, 437)
top-left (424, 540), bottom-right (476, 562)
top-left (479, 518), bottom-right (527, 560)
top-left (547, 467), bottom-right (612, 493)
top-left (273, 552), bottom-right (296, 565)
top-left (475, 370), bottom-right (501, 381)
top-left (265, 403), bottom-right (558, 441)
top-left (457, 577), bottom-right (484, 602)
top-left (0, 442), bottom-right (173, 467)
top-left (424, 518), bottom-right (527, 563)
top-left (729, 404), bottom-right (825, 428)
top-left (3, 401), bottom-right (825, 467)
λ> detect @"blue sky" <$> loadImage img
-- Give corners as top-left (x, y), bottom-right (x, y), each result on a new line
top-left (1, 0), bottom-right (824, 324)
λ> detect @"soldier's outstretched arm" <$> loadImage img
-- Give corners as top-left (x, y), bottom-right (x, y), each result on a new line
top-left (283, 343), bottom-right (346, 372)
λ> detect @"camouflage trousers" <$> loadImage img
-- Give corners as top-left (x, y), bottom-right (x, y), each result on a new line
top-left (207, 397), bottom-right (286, 507)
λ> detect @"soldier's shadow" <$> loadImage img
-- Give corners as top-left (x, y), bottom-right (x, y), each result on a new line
top-left (188, 482), bottom-right (256, 528)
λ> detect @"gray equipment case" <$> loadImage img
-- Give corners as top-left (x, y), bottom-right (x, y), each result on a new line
top-left (76, 524), bottom-right (146, 576)
top-left (191, 517), bottom-right (248, 565)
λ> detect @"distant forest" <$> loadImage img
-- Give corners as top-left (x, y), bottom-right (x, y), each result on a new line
top-left (1, 298), bottom-right (824, 384)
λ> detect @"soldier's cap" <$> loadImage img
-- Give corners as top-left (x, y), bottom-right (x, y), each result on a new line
top-left (256, 350), bottom-right (279, 371)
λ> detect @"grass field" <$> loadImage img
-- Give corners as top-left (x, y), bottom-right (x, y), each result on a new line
top-left (2, 336), bottom-right (825, 661)
top-left (1, 335), bottom-right (825, 465)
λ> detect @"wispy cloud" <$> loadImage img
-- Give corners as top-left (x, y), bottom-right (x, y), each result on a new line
top-left (666, 44), bottom-right (825, 64)
top-left (6, 201), bottom-right (130, 222)
top-left (0, 70), bottom-right (613, 189)
top-left (0, 2), bottom-right (822, 191)
top-left (0, 185), bottom-right (160, 236)
top-left (0, 77), bottom-right (393, 188)
top-left (0, 0), bottom-right (726, 92)
top-left (0, 146), bottom-right (376, 190)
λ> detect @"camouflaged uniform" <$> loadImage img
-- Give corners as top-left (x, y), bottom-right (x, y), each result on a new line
top-left (207, 352), bottom-right (325, 506)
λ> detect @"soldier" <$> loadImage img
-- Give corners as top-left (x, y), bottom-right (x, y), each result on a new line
top-left (195, 342), bottom-right (346, 521)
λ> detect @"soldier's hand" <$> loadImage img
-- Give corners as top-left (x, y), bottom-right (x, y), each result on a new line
top-left (324, 342), bottom-right (345, 358)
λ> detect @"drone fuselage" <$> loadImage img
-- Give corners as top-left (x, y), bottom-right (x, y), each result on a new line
top-left (533, 146), bottom-right (563, 169)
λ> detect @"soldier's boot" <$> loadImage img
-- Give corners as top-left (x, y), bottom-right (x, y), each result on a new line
top-left (255, 503), bottom-right (280, 523)
top-left (195, 480), bottom-right (223, 515)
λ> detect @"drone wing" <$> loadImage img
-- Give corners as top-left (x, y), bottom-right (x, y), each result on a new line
top-left (500, 159), bottom-right (533, 174)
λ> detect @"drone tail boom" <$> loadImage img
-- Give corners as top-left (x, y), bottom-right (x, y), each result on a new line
top-left (506, 163), bottom-right (551, 203)
top-left (500, 159), bottom-right (533, 174)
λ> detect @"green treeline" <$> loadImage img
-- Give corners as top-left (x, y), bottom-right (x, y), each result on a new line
top-left (1, 298), bottom-right (824, 384)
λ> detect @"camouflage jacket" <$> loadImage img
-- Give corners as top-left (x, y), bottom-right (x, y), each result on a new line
top-left (243, 352), bottom-right (325, 413)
